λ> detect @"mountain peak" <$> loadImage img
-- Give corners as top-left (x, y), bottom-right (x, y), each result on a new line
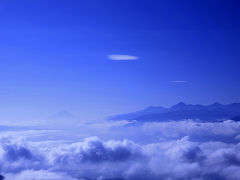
top-left (209, 102), bottom-right (222, 107)
top-left (51, 110), bottom-right (75, 119)
top-left (171, 102), bottom-right (187, 108)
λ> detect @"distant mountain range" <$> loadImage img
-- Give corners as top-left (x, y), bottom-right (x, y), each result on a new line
top-left (109, 102), bottom-right (240, 122)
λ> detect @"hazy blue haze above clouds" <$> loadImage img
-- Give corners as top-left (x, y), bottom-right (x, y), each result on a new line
top-left (0, 0), bottom-right (240, 122)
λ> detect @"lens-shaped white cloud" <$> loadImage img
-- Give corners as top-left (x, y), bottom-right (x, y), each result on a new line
top-left (108, 54), bottom-right (139, 60)
top-left (170, 81), bottom-right (187, 83)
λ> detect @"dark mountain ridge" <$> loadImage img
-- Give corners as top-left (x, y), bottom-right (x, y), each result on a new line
top-left (110, 102), bottom-right (240, 122)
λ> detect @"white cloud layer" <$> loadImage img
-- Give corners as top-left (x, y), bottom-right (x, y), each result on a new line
top-left (107, 55), bottom-right (139, 61)
top-left (0, 120), bottom-right (240, 179)
top-left (170, 80), bottom-right (187, 83)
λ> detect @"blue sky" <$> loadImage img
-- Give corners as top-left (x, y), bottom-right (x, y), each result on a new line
top-left (0, 0), bottom-right (240, 121)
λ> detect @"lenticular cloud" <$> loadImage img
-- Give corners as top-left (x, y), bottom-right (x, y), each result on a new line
top-left (0, 120), bottom-right (240, 180)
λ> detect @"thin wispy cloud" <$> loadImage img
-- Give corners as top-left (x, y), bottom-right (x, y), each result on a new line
top-left (170, 80), bottom-right (188, 83)
top-left (108, 54), bottom-right (139, 61)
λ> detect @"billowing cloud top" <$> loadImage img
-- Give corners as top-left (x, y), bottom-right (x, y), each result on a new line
top-left (0, 120), bottom-right (240, 179)
top-left (107, 55), bottom-right (139, 61)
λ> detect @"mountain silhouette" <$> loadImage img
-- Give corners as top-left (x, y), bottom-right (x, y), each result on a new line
top-left (231, 116), bottom-right (240, 122)
top-left (45, 110), bottom-right (79, 128)
top-left (110, 102), bottom-right (240, 122)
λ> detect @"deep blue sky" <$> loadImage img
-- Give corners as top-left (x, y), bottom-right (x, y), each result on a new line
top-left (0, 0), bottom-right (240, 121)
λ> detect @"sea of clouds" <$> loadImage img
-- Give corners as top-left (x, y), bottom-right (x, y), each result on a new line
top-left (0, 120), bottom-right (240, 180)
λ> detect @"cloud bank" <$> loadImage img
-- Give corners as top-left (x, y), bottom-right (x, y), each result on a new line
top-left (0, 120), bottom-right (240, 179)
top-left (107, 55), bottom-right (139, 61)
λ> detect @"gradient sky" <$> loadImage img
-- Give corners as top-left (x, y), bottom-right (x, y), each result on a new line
top-left (0, 0), bottom-right (240, 122)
